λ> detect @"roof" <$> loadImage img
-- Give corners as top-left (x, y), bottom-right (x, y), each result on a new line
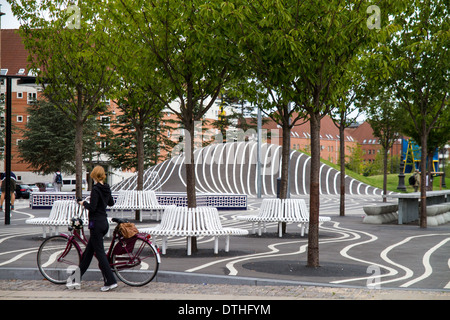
top-left (260, 113), bottom-right (356, 142)
top-left (1, 29), bottom-right (29, 76)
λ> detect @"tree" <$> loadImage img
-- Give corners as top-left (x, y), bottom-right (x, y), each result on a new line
top-left (225, 0), bottom-right (405, 267)
top-left (18, 100), bottom-right (102, 174)
top-left (9, 0), bottom-right (117, 198)
top-left (331, 59), bottom-right (366, 217)
top-left (366, 91), bottom-right (403, 201)
top-left (102, 0), bottom-right (242, 252)
top-left (373, 0), bottom-right (450, 227)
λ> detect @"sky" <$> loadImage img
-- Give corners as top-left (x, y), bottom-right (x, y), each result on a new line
top-left (1, 1), bottom-right (21, 29)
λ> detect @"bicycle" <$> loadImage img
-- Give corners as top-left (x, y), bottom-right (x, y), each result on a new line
top-left (37, 208), bottom-right (160, 287)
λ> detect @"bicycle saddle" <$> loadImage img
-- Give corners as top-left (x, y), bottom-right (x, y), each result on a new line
top-left (111, 217), bottom-right (130, 224)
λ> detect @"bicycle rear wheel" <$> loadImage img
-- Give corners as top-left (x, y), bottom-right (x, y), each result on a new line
top-left (37, 235), bottom-right (81, 284)
top-left (112, 236), bottom-right (159, 286)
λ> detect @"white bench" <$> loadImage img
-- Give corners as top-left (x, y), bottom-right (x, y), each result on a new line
top-left (111, 190), bottom-right (167, 222)
top-left (139, 206), bottom-right (248, 255)
top-left (237, 198), bottom-right (331, 237)
top-left (26, 199), bottom-right (115, 237)
top-left (26, 200), bottom-right (89, 237)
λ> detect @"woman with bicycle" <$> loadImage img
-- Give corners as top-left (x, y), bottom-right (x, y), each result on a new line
top-left (69, 165), bottom-right (117, 292)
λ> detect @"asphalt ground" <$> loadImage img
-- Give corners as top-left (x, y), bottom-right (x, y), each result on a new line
top-left (1, 195), bottom-right (450, 305)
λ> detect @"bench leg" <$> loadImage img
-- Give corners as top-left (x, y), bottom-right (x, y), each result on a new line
top-left (278, 222), bottom-right (283, 238)
top-left (42, 226), bottom-right (46, 238)
top-left (162, 236), bottom-right (167, 255)
top-left (187, 236), bottom-right (192, 256)
top-left (225, 235), bottom-right (230, 252)
top-left (214, 237), bottom-right (219, 254)
top-left (251, 222), bottom-right (256, 234)
top-left (257, 222), bottom-right (262, 236)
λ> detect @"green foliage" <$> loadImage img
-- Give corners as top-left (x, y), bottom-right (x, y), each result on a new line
top-left (18, 101), bottom-right (104, 174)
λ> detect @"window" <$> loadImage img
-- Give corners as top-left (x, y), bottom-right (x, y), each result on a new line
top-left (17, 115), bottom-right (23, 123)
top-left (17, 92), bottom-right (23, 99)
top-left (0, 69), bottom-right (8, 76)
top-left (18, 68), bottom-right (26, 75)
top-left (27, 92), bottom-right (37, 104)
top-left (100, 116), bottom-right (110, 128)
top-left (101, 141), bottom-right (109, 148)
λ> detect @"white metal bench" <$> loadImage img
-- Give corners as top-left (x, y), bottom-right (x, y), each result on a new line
top-left (237, 198), bottom-right (331, 237)
top-left (26, 199), bottom-right (115, 237)
top-left (26, 200), bottom-right (89, 237)
top-left (139, 206), bottom-right (248, 255)
top-left (111, 190), bottom-right (167, 222)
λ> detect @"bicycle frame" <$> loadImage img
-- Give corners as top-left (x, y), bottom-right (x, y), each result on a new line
top-left (59, 224), bottom-right (160, 269)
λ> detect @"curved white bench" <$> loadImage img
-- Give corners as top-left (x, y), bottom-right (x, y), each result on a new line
top-left (111, 190), bottom-right (167, 221)
top-left (139, 206), bottom-right (248, 255)
top-left (26, 200), bottom-right (89, 237)
top-left (27, 199), bottom-right (115, 237)
top-left (237, 198), bottom-right (331, 237)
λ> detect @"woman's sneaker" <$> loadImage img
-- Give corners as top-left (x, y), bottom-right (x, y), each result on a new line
top-left (100, 283), bottom-right (118, 292)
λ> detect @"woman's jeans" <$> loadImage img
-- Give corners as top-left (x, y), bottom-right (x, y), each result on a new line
top-left (79, 219), bottom-right (116, 286)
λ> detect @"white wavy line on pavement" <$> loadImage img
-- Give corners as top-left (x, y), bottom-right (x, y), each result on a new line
top-left (225, 240), bottom-right (308, 276)
top-left (0, 247), bottom-right (39, 266)
top-left (185, 239), bottom-right (298, 274)
top-left (2, 208), bottom-right (34, 221)
top-left (225, 222), bottom-right (363, 276)
top-left (400, 237), bottom-right (450, 288)
top-left (185, 221), bottom-right (352, 275)
top-left (329, 224), bottom-right (400, 285)
top-left (0, 232), bottom-right (40, 244)
top-left (445, 259), bottom-right (450, 289)
top-left (376, 234), bottom-right (450, 287)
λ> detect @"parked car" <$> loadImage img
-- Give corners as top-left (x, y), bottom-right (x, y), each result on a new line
top-left (28, 184), bottom-right (40, 193)
top-left (15, 184), bottom-right (32, 199)
top-left (61, 178), bottom-right (87, 192)
top-left (35, 182), bottom-right (56, 192)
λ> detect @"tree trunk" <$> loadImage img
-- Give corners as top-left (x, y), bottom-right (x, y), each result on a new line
top-left (307, 111), bottom-right (321, 268)
top-left (135, 123), bottom-right (145, 220)
top-left (75, 90), bottom-right (84, 200)
top-left (339, 122), bottom-right (346, 216)
top-left (184, 113), bottom-right (197, 252)
top-left (383, 147), bottom-right (388, 203)
top-left (419, 125), bottom-right (427, 228)
top-left (278, 122), bottom-right (291, 235)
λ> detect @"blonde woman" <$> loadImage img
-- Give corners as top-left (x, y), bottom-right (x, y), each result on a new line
top-left (71, 166), bottom-right (116, 291)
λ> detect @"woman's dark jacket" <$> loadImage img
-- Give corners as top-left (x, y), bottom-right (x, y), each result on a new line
top-left (83, 183), bottom-right (115, 221)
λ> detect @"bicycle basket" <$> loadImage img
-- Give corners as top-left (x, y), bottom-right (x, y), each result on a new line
top-left (71, 217), bottom-right (83, 230)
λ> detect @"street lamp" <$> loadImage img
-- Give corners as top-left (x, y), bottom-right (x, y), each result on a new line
top-left (1, 74), bottom-right (37, 225)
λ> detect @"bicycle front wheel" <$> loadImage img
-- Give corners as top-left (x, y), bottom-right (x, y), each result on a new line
top-left (37, 235), bottom-right (81, 284)
top-left (112, 236), bottom-right (159, 286)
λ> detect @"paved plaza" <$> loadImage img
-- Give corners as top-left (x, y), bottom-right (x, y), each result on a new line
top-left (0, 195), bottom-right (450, 300)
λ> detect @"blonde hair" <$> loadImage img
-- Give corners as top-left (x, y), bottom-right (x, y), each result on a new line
top-left (90, 165), bottom-right (106, 182)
